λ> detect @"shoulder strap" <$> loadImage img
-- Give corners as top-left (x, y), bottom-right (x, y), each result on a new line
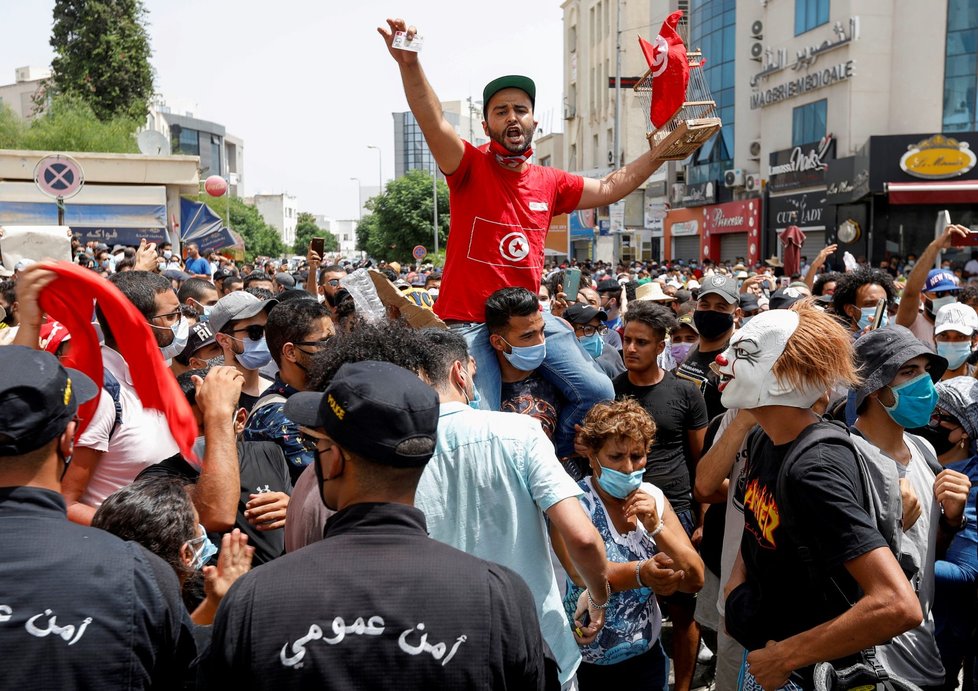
top-left (905, 434), bottom-right (943, 476)
top-left (102, 369), bottom-right (124, 437)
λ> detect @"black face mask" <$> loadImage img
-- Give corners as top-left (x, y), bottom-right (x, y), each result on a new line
top-left (693, 309), bottom-right (735, 340)
top-left (909, 424), bottom-right (958, 457)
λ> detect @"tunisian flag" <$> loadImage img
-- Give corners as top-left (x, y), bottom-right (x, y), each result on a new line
top-left (37, 262), bottom-right (198, 463)
top-left (639, 11), bottom-right (689, 129)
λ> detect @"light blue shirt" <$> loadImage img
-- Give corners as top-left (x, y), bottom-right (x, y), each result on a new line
top-left (416, 402), bottom-right (584, 684)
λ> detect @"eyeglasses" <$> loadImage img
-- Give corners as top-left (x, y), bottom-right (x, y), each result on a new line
top-left (929, 412), bottom-right (961, 428)
top-left (230, 324), bottom-right (265, 341)
top-left (326, 278), bottom-right (341, 287)
top-left (293, 337), bottom-right (333, 350)
top-left (575, 325), bottom-right (608, 337)
top-left (149, 309), bottom-right (183, 324)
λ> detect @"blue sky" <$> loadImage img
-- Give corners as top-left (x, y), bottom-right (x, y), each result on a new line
top-left (1, 0), bottom-right (565, 219)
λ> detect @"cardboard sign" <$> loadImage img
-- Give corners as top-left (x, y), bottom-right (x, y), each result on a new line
top-left (0, 225), bottom-right (73, 271)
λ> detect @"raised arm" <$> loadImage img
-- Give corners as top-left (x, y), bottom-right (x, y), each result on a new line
top-left (192, 366), bottom-right (244, 532)
top-left (804, 243), bottom-right (838, 289)
top-left (694, 409), bottom-right (754, 504)
top-left (577, 148), bottom-right (665, 210)
top-left (378, 18), bottom-right (465, 175)
top-left (896, 224), bottom-right (969, 327)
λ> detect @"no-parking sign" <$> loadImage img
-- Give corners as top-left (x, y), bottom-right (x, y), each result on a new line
top-left (34, 155), bottom-right (85, 200)
top-left (412, 245), bottom-right (427, 260)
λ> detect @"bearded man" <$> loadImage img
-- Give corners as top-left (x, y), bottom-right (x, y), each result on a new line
top-left (717, 304), bottom-right (922, 690)
top-left (378, 18), bottom-right (670, 458)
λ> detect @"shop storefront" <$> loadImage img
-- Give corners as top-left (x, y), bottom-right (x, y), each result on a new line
top-left (663, 207), bottom-right (702, 261)
top-left (568, 209), bottom-right (596, 261)
top-left (823, 154), bottom-right (871, 262)
top-left (767, 190), bottom-right (833, 265)
top-left (700, 199), bottom-right (761, 266)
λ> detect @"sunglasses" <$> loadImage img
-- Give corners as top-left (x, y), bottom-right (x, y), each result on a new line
top-left (929, 413), bottom-right (961, 428)
top-left (230, 324), bottom-right (265, 341)
top-left (293, 337), bottom-right (333, 350)
top-left (326, 278), bottom-right (342, 287)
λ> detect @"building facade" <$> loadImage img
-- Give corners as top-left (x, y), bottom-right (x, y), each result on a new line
top-left (393, 100), bottom-right (487, 178)
top-left (248, 193), bottom-right (298, 247)
top-left (562, 0), bottom-right (978, 266)
top-left (0, 67), bottom-right (50, 121)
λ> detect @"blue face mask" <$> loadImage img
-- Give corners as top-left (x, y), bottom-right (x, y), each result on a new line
top-left (857, 307), bottom-right (889, 331)
top-left (501, 337), bottom-right (546, 372)
top-left (936, 341), bottom-right (972, 370)
top-left (883, 372), bottom-right (938, 429)
top-left (468, 386), bottom-right (482, 410)
top-left (579, 333), bottom-right (604, 359)
top-left (187, 524), bottom-right (218, 571)
top-left (596, 463), bottom-right (645, 499)
top-left (235, 336), bottom-right (272, 370)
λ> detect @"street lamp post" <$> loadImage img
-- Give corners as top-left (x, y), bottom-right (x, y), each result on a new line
top-left (431, 158), bottom-right (439, 257)
top-left (367, 145), bottom-right (383, 193)
top-left (350, 177), bottom-right (361, 221)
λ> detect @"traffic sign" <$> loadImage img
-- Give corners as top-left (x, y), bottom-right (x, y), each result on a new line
top-left (412, 245), bottom-right (427, 260)
top-left (34, 155), bottom-right (85, 200)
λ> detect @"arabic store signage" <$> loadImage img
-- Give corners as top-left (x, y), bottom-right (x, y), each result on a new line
top-left (750, 18), bottom-right (859, 110)
top-left (899, 135), bottom-right (977, 180)
top-left (768, 136), bottom-right (836, 192)
top-left (701, 200), bottom-right (759, 235)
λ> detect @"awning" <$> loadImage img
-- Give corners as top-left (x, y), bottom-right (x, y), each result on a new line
top-left (885, 180), bottom-right (978, 205)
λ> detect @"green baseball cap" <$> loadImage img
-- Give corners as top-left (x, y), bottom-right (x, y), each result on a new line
top-left (482, 75), bottom-right (536, 117)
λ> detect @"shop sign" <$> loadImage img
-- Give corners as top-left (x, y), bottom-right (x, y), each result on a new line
top-left (768, 136), bottom-right (836, 192)
top-left (899, 135), bottom-right (977, 180)
top-left (681, 181), bottom-right (717, 207)
top-left (825, 156), bottom-right (870, 204)
top-left (670, 219), bottom-right (699, 237)
top-left (701, 200), bottom-right (759, 235)
top-left (768, 191), bottom-right (828, 230)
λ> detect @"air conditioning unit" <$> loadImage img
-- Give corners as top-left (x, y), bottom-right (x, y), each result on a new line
top-left (749, 140), bottom-right (762, 159)
top-left (749, 42), bottom-right (764, 61)
top-left (745, 174), bottom-right (762, 192)
top-left (671, 183), bottom-right (686, 204)
top-left (724, 169), bottom-right (745, 188)
top-left (608, 150), bottom-right (615, 165)
top-left (750, 20), bottom-right (764, 39)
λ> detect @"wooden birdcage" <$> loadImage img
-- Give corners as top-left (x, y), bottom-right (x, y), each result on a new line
top-left (634, 48), bottom-right (722, 161)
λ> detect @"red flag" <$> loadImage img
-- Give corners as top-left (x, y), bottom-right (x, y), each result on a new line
top-left (639, 11), bottom-right (689, 128)
top-left (37, 262), bottom-right (199, 464)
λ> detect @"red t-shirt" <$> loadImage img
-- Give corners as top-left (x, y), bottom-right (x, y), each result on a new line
top-left (435, 142), bottom-right (584, 323)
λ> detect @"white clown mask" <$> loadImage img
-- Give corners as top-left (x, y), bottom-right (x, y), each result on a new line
top-left (714, 309), bottom-right (824, 410)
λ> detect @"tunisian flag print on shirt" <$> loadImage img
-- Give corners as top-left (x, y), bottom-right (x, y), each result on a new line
top-left (435, 141), bottom-right (584, 323)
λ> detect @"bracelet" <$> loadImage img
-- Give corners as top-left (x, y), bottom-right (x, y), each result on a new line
top-left (635, 559), bottom-right (650, 588)
top-left (649, 518), bottom-right (665, 538)
top-left (586, 581), bottom-right (611, 609)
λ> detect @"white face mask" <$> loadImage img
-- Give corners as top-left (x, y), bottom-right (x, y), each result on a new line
top-left (716, 310), bottom-right (823, 410)
top-left (159, 317), bottom-right (190, 360)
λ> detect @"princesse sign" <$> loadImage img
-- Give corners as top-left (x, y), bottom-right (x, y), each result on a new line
top-left (899, 135), bottom-right (976, 180)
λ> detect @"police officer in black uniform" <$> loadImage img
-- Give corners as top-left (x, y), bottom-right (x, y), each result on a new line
top-left (0, 346), bottom-right (197, 689)
top-left (203, 360), bottom-right (554, 689)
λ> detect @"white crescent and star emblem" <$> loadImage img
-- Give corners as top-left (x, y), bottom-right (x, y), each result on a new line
top-left (499, 231), bottom-right (530, 262)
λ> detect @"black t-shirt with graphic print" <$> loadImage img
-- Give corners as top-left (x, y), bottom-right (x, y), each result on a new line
top-left (675, 343), bottom-right (727, 421)
top-left (727, 427), bottom-right (887, 673)
top-left (501, 372), bottom-right (562, 442)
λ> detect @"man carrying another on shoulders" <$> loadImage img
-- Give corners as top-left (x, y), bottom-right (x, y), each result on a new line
top-left (379, 17), bottom-right (671, 458)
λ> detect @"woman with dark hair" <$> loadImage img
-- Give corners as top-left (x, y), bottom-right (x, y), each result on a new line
top-left (93, 477), bottom-right (254, 625)
top-left (558, 399), bottom-right (703, 689)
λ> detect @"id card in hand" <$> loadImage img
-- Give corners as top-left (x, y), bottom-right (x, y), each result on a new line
top-left (392, 31), bottom-right (424, 52)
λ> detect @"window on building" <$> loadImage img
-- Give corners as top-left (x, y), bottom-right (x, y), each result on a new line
top-left (795, 0), bottom-right (829, 35)
top-left (792, 99), bottom-right (827, 146)
top-left (943, 0), bottom-right (978, 131)
top-left (569, 144), bottom-right (577, 170)
top-left (688, 0), bottom-right (735, 184)
top-left (173, 126), bottom-right (199, 156)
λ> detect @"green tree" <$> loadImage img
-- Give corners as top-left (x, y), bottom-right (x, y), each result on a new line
top-left (293, 211), bottom-right (339, 256)
top-left (356, 169), bottom-right (448, 263)
top-left (194, 193), bottom-right (285, 261)
top-left (48, 0), bottom-right (155, 122)
top-left (0, 97), bottom-right (140, 153)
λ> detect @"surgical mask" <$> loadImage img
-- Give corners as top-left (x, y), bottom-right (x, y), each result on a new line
top-left (596, 463), bottom-right (644, 499)
top-left (857, 307), bottom-right (889, 331)
top-left (158, 317), bottom-right (190, 360)
top-left (579, 333), bottom-right (603, 359)
top-left (670, 342), bottom-right (693, 364)
top-left (427, 287), bottom-right (439, 300)
top-left (540, 299), bottom-right (551, 313)
top-left (187, 525), bottom-right (218, 571)
top-left (937, 341), bottom-right (972, 370)
top-left (467, 386), bottom-right (481, 411)
top-left (191, 299), bottom-right (213, 321)
top-left (163, 250), bottom-right (173, 260)
top-left (501, 338), bottom-right (546, 372)
top-left (693, 309), bottom-right (734, 340)
top-left (882, 372), bottom-right (939, 429)
top-left (234, 335), bottom-right (272, 370)
top-left (927, 295), bottom-right (956, 318)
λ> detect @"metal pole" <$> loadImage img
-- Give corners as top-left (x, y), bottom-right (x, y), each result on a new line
top-left (614, 0), bottom-right (622, 170)
top-left (432, 160), bottom-right (439, 257)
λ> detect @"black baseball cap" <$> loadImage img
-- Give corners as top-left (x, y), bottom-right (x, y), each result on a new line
top-left (284, 361), bottom-right (439, 468)
top-left (564, 303), bottom-right (608, 324)
top-left (482, 75), bottom-right (536, 116)
top-left (768, 287), bottom-right (806, 311)
top-left (596, 278), bottom-right (621, 293)
top-left (0, 346), bottom-right (98, 456)
top-left (739, 293), bottom-right (760, 312)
